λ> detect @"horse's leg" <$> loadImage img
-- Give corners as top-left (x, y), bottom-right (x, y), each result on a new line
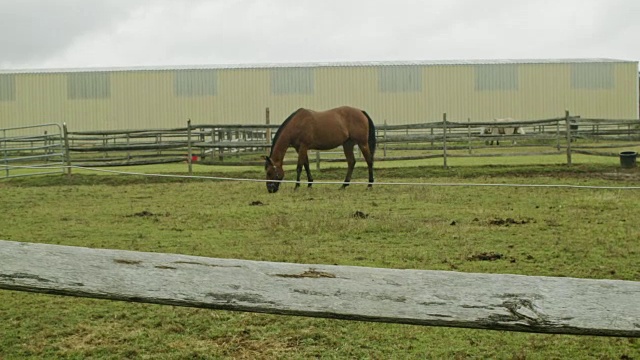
top-left (295, 147), bottom-right (309, 190)
top-left (303, 159), bottom-right (313, 188)
top-left (341, 143), bottom-right (356, 189)
top-left (358, 143), bottom-right (374, 188)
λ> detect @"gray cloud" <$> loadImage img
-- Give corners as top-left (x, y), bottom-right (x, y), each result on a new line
top-left (1, 0), bottom-right (638, 70)
top-left (0, 0), bottom-right (142, 65)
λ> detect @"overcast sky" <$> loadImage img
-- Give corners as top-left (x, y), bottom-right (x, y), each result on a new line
top-left (1, 0), bottom-right (639, 70)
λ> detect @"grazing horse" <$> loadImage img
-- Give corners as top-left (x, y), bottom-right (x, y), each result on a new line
top-left (262, 106), bottom-right (376, 193)
top-left (480, 118), bottom-right (526, 145)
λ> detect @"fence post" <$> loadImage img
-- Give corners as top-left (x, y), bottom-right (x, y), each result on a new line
top-left (556, 118), bottom-right (561, 151)
top-left (218, 130), bottom-right (224, 162)
top-left (2, 128), bottom-right (8, 178)
top-left (265, 107), bottom-right (271, 154)
top-left (383, 120), bottom-right (387, 159)
top-left (43, 131), bottom-right (50, 163)
top-left (467, 118), bottom-right (472, 154)
top-left (213, 130), bottom-right (218, 160)
top-left (565, 110), bottom-right (572, 166)
top-left (430, 127), bottom-right (434, 148)
top-left (63, 123), bottom-right (71, 176)
top-left (442, 113), bottom-right (448, 169)
top-left (126, 132), bottom-right (131, 162)
top-left (316, 151), bottom-right (321, 171)
top-left (187, 119), bottom-right (193, 175)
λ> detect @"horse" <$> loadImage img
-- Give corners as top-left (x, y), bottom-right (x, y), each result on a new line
top-left (480, 118), bottom-right (526, 145)
top-left (262, 106), bottom-right (376, 193)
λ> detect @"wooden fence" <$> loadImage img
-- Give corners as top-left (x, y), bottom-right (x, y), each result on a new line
top-left (2, 110), bottom-right (639, 178)
top-left (61, 111), bottom-right (638, 173)
top-left (1, 240), bottom-right (639, 337)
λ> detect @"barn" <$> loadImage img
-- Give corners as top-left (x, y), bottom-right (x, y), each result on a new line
top-left (0, 58), bottom-right (638, 131)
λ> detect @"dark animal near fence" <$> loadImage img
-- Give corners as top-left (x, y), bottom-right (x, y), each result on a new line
top-left (263, 106), bottom-right (376, 193)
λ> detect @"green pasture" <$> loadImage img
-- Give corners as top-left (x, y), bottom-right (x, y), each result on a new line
top-left (1, 159), bottom-right (639, 359)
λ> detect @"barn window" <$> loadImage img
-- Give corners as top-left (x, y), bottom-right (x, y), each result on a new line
top-left (67, 72), bottom-right (111, 99)
top-left (571, 63), bottom-right (614, 89)
top-left (378, 66), bottom-right (422, 92)
top-left (475, 64), bottom-right (519, 91)
top-left (0, 74), bottom-right (16, 101)
top-left (271, 68), bottom-right (314, 95)
top-left (175, 70), bottom-right (218, 96)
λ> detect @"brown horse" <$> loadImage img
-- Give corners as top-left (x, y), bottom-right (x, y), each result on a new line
top-left (262, 106), bottom-right (376, 193)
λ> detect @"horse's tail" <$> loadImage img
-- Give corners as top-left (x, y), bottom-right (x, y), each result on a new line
top-left (362, 110), bottom-right (376, 157)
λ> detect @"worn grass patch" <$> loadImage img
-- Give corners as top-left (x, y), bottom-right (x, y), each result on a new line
top-left (1, 164), bottom-right (639, 359)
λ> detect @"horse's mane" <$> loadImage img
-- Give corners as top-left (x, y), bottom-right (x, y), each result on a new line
top-left (269, 108), bottom-right (302, 156)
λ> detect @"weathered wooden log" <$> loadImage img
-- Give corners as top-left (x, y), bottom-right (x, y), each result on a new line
top-left (1, 240), bottom-right (639, 337)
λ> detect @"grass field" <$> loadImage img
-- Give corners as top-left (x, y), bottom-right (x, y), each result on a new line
top-left (1, 157), bottom-right (639, 359)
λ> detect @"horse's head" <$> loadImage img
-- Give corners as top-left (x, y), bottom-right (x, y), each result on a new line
top-left (262, 156), bottom-right (284, 193)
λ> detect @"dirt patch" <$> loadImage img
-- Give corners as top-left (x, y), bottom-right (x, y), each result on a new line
top-left (488, 217), bottom-right (533, 226)
top-left (467, 252), bottom-right (504, 261)
top-left (249, 201), bottom-right (265, 206)
top-left (602, 171), bottom-right (640, 181)
top-left (352, 211), bottom-right (369, 219)
top-left (127, 210), bottom-right (168, 218)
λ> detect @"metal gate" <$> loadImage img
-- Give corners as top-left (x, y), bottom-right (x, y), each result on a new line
top-left (1, 124), bottom-right (65, 178)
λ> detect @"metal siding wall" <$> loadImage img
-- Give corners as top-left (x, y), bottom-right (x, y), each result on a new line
top-left (111, 71), bottom-right (180, 129)
top-left (475, 64), bottom-right (519, 91)
top-left (518, 63), bottom-right (568, 119)
top-left (0, 74), bottom-right (16, 102)
top-left (314, 66), bottom-right (431, 125)
top-left (218, 68), bottom-right (270, 124)
top-left (270, 68), bottom-right (314, 95)
top-left (555, 62), bottom-right (636, 119)
top-left (11, 73), bottom-right (67, 126)
top-left (312, 66), bottom-right (377, 122)
top-left (314, 66), bottom-right (375, 108)
top-left (67, 72), bottom-right (111, 99)
top-left (571, 63), bottom-right (615, 89)
top-left (374, 66), bottom-right (428, 124)
top-left (611, 62), bottom-right (637, 118)
top-left (424, 64), bottom-right (475, 121)
top-left (378, 66), bottom-right (423, 92)
top-left (174, 70), bottom-right (218, 97)
top-left (1, 61), bottom-right (637, 131)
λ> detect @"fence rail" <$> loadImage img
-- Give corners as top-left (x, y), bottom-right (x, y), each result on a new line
top-left (2, 111), bottom-right (639, 178)
top-left (1, 123), bottom-right (65, 178)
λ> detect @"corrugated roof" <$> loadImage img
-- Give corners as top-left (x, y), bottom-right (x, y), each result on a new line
top-left (1, 58), bottom-right (636, 74)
